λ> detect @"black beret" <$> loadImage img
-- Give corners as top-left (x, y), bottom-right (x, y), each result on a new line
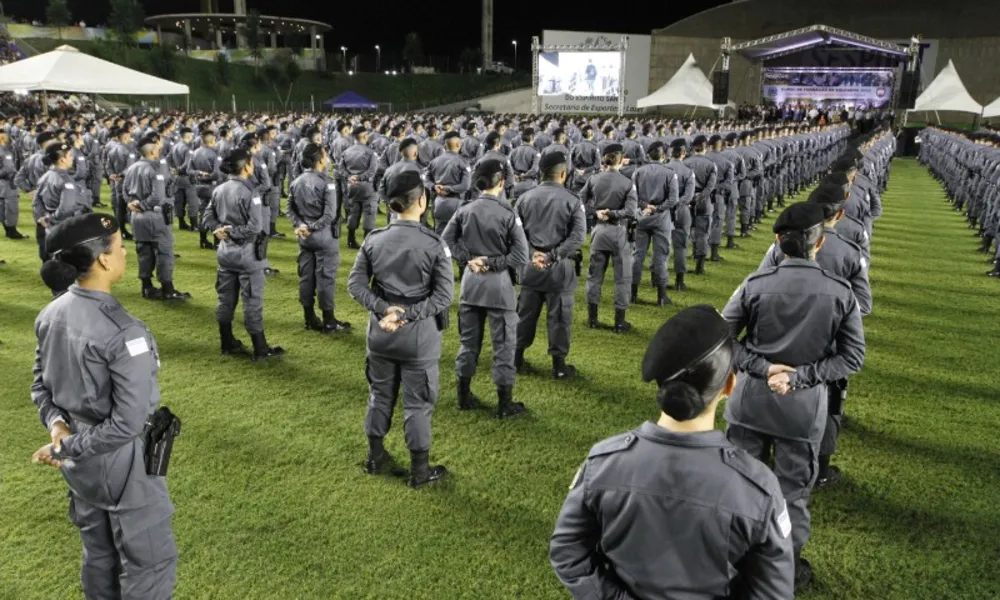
top-left (179, 127), bottom-right (193, 135)
top-left (522, 127), bottom-right (535, 137)
top-left (239, 132), bottom-right (257, 147)
top-left (443, 131), bottom-right (461, 141)
top-left (201, 129), bottom-right (217, 138)
top-left (465, 122), bottom-right (477, 132)
top-left (708, 135), bottom-right (722, 146)
top-left (386, 170), bottom-right (424, 199)
top-left (773, 203), bottom-right (827, 235)
top-left (822, 171), bottom-right (851, 187)
top-left (642, 305), bottom-right (731, 384)
top-left (832, 156), bottom-right (859, 172)
top-left (137, 133), bottom-right (160, 149)
top-left (670, 138), bottom-right (688, 150)
top-left (45, 213), bottom-right (119, 256)
top-left (808, 185), bottom-right (847, 219)
top-left (603, 125), bottom-right (615, 134)
top-left (399, 137), bottom-right (418, 151)
top-left (474, 158), bottom-right (504, 181)
top-left (692, 135), bottom-right (708, 147)
top-left (485, 131), bottom-right (502, 147)
top-left (602, 143), bottom-right (623, 156)
top-left (648, 140), bottom-right (665, 153)
top-left (539, 151), bottom-right (567, 171)
top-left (725, 133), bottom-right (739, 143)
top-left (36, 131), bottom-right (55, 146)
top-left (352, 126), bottom-right (367, 137)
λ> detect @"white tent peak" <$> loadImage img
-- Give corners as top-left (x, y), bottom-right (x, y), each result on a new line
top-left (636, 54), bottom-right (721, 110)
top-left (908, 59), bottom-right (982, 115)
top-left (984, 95), bottom-right (1000, 119)
top-left (0, 44), bottom-right (189, 95)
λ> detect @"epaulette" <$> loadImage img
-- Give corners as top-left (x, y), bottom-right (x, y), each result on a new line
top-left (746, 266), bottom-right (778, 282)
top-left (721, 446), bottom-right (776, 497)
top-left (587, 431), bottom-right (639, 459)
top-left (99, 302), bottom-right (134, 331)
top-left (831, 230), bottom-right (863, 255)
top-left (817, 267), bottom-right (852, 291)
top-left (418, 223), bottom-right (441, 241)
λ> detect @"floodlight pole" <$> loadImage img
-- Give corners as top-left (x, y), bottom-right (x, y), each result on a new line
top-left (617, 35), bottom-right (628, 118)
top-left (531, 36), bottom-right (540, 115)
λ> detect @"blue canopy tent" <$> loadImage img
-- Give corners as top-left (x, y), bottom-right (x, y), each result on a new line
top-left (323, 91), bottom-right (378, 111)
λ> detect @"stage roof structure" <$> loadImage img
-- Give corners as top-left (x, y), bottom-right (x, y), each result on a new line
top-left (731, 24), bottom-right (909, 62)
top-left (908, 60), bottom-right (983, 114)
top-left (0, 45), bottom-right (189, 95)
top-left (637, 54), bottom-right (720, 110)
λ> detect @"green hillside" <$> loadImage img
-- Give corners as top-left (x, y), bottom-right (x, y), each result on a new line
top-left (22, 38), bottom-right (530, 112)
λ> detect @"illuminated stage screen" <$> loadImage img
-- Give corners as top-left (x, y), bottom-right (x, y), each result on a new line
top-left (762, 68), bottom-right (896, 109)
top-left (538, 51), bottom-right (621, 97)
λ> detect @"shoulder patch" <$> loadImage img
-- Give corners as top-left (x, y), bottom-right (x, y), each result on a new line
top-left (746, 266), bottom-right (778, 282)
top-left (125, 337), bottom-right (150, 357)
top-left (721, 446), bottom-right (775, 497)
top-left (587, 431), bottom-right (638, 459)
top-left (418, 224), bottom-right (442, 241)
top-left (818, 268), bottom-right (853, 291)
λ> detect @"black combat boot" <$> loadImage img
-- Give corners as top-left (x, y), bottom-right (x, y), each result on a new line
top-left (726, 235), bottom-right (740, 249)
top-left (250, 332), bottom-right (286, 361)
top-left (161, 281), bottom-right (191, 301)
top-left (630, 283), bottom-right (639, 304)
top-left (674, 273), bottom-right (687, 292)
top-left (815, 453), bottom-right (842, 490)
top-left (269, 223), bottom-right (286, 239)
top-left (457, 377), bottom-right (484, 410)
top-left (552, 356), bottom-right (577, 380)
top-left (656, 286), bottom-right (671, 307)
top-left (219, 322), bottom-right (249, 356)
top-left (587, 303), bottom-right (600, 329)
top-left (987, 258), bottom-right (1000, 278)
top-left (710, 245), bottom-right (723, 262)
top-left (199, 229), bottom-right (215, 250)
top-left (407, 450), bottom-right (448, 489)
top-left (495, 385), bottom-right (526, 419)
top-left (347, 229), bottom-right (359, 249)
top-left (321, 309), bottom-right (351, 333)
top-left (364, 436), bottom-right (406, 477)
top-left (694, 257), bottom-right (706, 275)
top-left (795, 554), bottom-right (813, 591)
top-left (978, 234), bottom-right (993, 254)
top-left (140, 278), bottom-right (162, 300)
top-left (613, 309), bottom-right (632, 334)
top-left (777, 195), bottom-right (785, 208)
top-left (4, 225), bottom-right (26, 239)
top-left (515, 348), bottom-right (534, 374)
top-left (304, 307), bottom-right (324, 331)
top-left (178, 216), bottom-right (190, 231)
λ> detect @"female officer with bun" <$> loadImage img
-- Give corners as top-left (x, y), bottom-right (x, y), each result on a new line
top-left (32, 213), bottom-right (177, 600)
top-left (550, 305), bottom-right (794, 599)
top-left (203, 148), bottom-right (285, 361)
top-left (348, 169), bottom-right (454, 489)
top-left (32, 140), bottom-right (86, 261)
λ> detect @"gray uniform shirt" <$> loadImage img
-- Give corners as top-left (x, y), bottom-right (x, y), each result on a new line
top-left (516, 181), bottom-right (586, 292)
top-left (723, 258), bottom-right (866, 442)
top-left (424, 153), bottom-right (471, 197)
top-left (442, 193), bottom-right (529, 310)
top-left (288, 169), bottom-right (338, 233)
top-left (33, 169), bottom-right (83, 224)
top-left (550, 424), bottom-right (795, 600)
top-left (203, 177), bottom-right (266, 273)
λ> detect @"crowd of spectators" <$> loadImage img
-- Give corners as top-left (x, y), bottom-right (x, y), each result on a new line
top-left (736, 102), bottom-right (894, 132)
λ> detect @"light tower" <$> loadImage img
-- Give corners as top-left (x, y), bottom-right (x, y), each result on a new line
top-left (481, 0), bottom-right (493, 67)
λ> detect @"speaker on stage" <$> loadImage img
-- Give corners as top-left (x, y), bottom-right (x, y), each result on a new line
top-left (712, 71), bottom-right (730, 106)
top-left (899, 71), bottom-right (921, 109)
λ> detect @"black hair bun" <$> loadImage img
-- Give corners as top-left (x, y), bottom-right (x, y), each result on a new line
top-left (656, 381), bottom-right (706, 421)
top-left (40, 260), bottom-right (77, 294)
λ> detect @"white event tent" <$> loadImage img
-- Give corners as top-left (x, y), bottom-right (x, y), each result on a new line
top-left (0, 44), bottom-right (188, 113)
top-left (637, 54), bottom-right (727, 111)
top-left (907, 60), bottom-right (982, 115)
top-left (983, 96), bottom-right (1000, 119)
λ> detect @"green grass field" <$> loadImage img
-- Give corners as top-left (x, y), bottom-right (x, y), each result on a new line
top-left (1, 159), bottom-right (998, 599)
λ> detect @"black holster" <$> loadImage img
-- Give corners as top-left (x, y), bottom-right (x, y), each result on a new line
top-left (143, 407), bottom-right (181, 477)
top-left (253, 231), bottom-right (268, 261)
top-left (828, 378), bottom-right (848, 416)
top-left (435, 311), bottom-right (449, 331)
top-left (627, 220), bottom-right (637, 243)
top-left (163, 204), bottom-right (174, 226)
top-left (573, 249), bottom-right (583, 277)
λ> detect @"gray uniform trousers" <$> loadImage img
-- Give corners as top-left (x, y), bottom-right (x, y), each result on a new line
top-left (739, 189), bottom-right (754, 229)
top-left (727, 424), bottom-right (818, 554)
top-left (585, 223), bottom-right (632, 310)
top-left (267, 189), bottom-right (280, 228)
top-left (725, 191), bottom-right (738, 237)
top-left (693, 201), bottom-right (714, 258)
top-left (66, 438), bottom-right (177, 600)
top-left (709, 192), bottom-right (726, 246)
top-left (432, 195), bottom-right (461, 235)
top-left (174, 179), bottom-right (198, 220)
top-left (516, 259), bottom-right (576, 359)
top-left (215, 241), bottom-right (267, 335)
top-left (0, 184), bottom-right (17, 227)
top-left (456, 305), bottom-right (517, 386)
top-left (195, 185), bottom-right (214, 226)
top-left (631, 211), bottom-right (672, 287)
top-left (87, 163), bottom-right (103, 205)
top-left (363, 315), bottom-right (442, 453)
top-left (111, 180), bottom-right (128, 230)
top-left (297, 227), bottom-right (339, 312)
top-left (346, 182), bottom-right (377, 232)
top-left (671, 205), bottom-right (692, 275)
top-left (132, 210), bottom-right (175, 284)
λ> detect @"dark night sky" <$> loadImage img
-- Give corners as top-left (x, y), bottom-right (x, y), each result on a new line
top-left (4, 0), bottom-right (729, 66)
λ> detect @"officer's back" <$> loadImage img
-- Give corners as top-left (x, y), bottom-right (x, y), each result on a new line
top-left (586, 170), bottom-right (633, 213)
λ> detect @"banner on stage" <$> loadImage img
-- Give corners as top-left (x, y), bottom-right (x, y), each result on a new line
top-left (762, 69), bottom-right (896, 108)
top-left (539, 31), bottom-right (650, 114)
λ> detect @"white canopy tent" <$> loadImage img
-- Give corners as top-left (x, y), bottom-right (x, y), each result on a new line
top-left (907, 60), bottom-right (982, 115)
top-left (637, 54), bottom-right (724, 111)
top-left (0, 45), bottom-right (189, 113)
top-left (983, 96), bottom-right (1000, 119)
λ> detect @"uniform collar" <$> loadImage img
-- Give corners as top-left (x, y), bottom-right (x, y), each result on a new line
top-left (636, 421), bottom-right (729, 448)
top-left (69, 284), bottom-right (118, 305)
top-left (391, 219), bottom-right (421, 228)
top-left (780, 257), bottom-right (818, 267)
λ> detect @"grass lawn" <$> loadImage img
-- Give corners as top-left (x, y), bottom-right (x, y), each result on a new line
top-left (0, 158), bottom-right (998, 599)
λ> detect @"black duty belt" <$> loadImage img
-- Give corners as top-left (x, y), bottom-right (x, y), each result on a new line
top-left (380, 292), bottom-right (430, 305)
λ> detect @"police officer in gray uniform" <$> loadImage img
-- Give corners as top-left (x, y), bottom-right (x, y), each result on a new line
top-left (724, 203), bottom-right (866, 589)
top-left (550, 305), bottom-right (795, 600)
top-left (168, 127), bottom-right (197, 231)
top-left (631, 140), bottom-right (679, 307)
top-left (203, 149), bottom-right (285, 361)
top-left (582, 143), bottom-right (639, 333)
top-left (187, 130), bottom-right (223, 250)
top-left (425, 132), bottom-right (471, 234)
top-left (105, 128), bottom-right (137, 240)
top-left (340, 126), bottom-right (379, 249)
top-left (289, 143), bottom-right (351, 333)
top-left (683, 135), bottom-right (719, 276)
top-left (666, 139), bottom-right (696, 291)
top-left (32, 213), bottom-right (177, 600)
top-left (508, 128), bottom-right (540, 202)
top-left (0, 128), bottom-right (26, 240)
top-left (443, 159), bottom-right (529, 418)
top-left (240, 132), bottom-right (281, 276)
top-left (514, 152), bottom-right (586, 380)
top-left (32, 142), bottom-right (87, 262)
top-left (706, 134), bottom-right (734, 262)
top-left (348, 170), bottom-right (454, 488)
top-left (123, 133), bottom-right (190, 302)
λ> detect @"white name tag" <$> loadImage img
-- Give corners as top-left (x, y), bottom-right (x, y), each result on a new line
top-left (64, 183), bottom-right (74, 190)
top-left (860, 257), bottom-right (868, 270)
top-left (776, 500), bottom-right (792, 538)
top-left (443, 244), bottom-right (452, 258)
top-left (78, 156), bottom-right (85, 161)
top-left (327, 183), bottom-right (336, 191)
top-left (126, 337), bottom-right (149, 357)
top-left (129, 153), bottom-right (135, 159)
top-left (515, 217), bottom-right (522, 227)
top-left (252, 197), bottom-right (262, 206)
top-left (160, 159), bottom-right (167, 164)
top-left (155, 174), bottom-right (164, 181)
